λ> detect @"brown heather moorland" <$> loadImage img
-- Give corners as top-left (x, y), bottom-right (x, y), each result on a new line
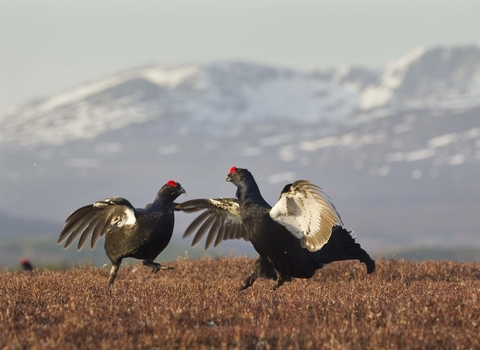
top-left (1, 257), bottom-right (479, 350)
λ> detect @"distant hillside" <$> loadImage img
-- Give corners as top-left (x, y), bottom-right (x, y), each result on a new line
top-left (382, 247), bottom-right (480, 262)
top-left (0, 212), bottom-right (60, 237)
top-left (0, 234), bottom-right (251, 270)
top-left (2, 232), bottom-right (480, 271)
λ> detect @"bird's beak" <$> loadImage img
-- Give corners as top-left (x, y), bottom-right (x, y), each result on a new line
top-left (225, 174), bottom-right (232, 182)
top-left (180, 187), bottom-right (186, 195)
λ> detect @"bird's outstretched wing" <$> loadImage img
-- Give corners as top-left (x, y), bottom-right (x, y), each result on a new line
top-left (176, 198), bottom-right (248, 249)
top-left (57, 197), bottom-right (137, 251)
top-left (269, 180), bottom-right (343, 252)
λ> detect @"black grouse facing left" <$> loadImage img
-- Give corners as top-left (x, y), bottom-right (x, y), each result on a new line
top-left (58, 180), bottom-right (186, 284)
top-left (178, 167), bottom-right (375, 290)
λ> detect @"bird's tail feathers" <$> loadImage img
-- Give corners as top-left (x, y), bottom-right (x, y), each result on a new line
top-left (315, 226), bottom-right (375, 274)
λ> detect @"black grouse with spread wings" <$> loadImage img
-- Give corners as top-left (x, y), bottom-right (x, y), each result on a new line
top-left (58, 180), bottom-right (185, 284)
top-left (179, 167), bottom-right (375, 290)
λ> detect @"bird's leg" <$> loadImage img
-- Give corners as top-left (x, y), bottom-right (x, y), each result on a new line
top-left (240, 259), bottom-right (262, 290)
top-left (108, 263), bottom-right (120, 285)
top-left (240, 257), bottom-right (276, 290)
top-left (271, 270), bottom-right (287, 291)
top-left (143, 260), bottom-right (173, 274)
top-left (240, 273), bottom-right (256, 290)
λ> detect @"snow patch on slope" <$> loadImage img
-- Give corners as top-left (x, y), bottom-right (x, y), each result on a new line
top-left (360, 47), bottom-right (428, 110)
top-left (360, 45), bottom-right (480, 110)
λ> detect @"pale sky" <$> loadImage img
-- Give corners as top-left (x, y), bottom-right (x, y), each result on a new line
top-left (1, 0), bottom-right (479, 110)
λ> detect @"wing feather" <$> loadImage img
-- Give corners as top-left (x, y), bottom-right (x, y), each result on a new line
top-left (77, 215), bottom-right (103, 251)
top-left (183, 210), bottom-right (212, 240)
top-left (90, 214), bottom-right (111, 249)
top-left (204, 217), bottom-right (222, 249)
top-left (192, 214), bottom-right (217, 247)
top-left (269, 180), bottom-right (342, 252)
top-left (177, 198), bottom-right (247, 249)
top-left (57, 206), bottom-right (91, 244)
top-left (213, 216), bottom-right (228, 247)
top-left (63, 213), bottom-right (94, 249)
top-left (64, 205), bottom-right (91, 224)
top-left (58, 197), bottom-right (136, 251)
top-left (230, 222), bottom-right (240, 240)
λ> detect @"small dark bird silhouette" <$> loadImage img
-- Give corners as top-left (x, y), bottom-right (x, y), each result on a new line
top-left (178, 167), bottom-right (375, 290)
top-left (21, 259), bottom-right (33, 271)
top-left (57, 180), bottom-right (186, 284)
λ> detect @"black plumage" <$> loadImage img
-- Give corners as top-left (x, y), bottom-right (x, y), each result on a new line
top-left (21, 259), bottom-right (33, 271)
top-left (178, 167), bottom-right (375, 290)
top-left (57, 180), bottom-right (185, 284)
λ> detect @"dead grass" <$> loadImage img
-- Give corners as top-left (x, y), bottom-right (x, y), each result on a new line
top-left (1, 257), bottom-right (479, 349)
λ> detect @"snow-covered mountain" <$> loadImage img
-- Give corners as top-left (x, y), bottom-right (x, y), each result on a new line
top-left (359, 45), bottom-right (480, 110)
top-left (2, 45), bottom-right (480, 149)
top-left (1, 45), bottom-right (480, 255)
top-left (0, 62), bottom-right (359, 147)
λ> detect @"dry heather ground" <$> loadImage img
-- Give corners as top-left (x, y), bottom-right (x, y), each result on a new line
top-left (1, 257), bottom-right (479, 350)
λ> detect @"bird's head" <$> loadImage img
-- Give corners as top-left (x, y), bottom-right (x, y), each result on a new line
top-left (161, 180), bottom-right (186, 200)
top-left (226, 166), bottom-right (250, 185)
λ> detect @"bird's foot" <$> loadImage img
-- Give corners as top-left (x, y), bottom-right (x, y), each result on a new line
top-left (159, 266), bottom-right (174, 272)
top-left (271, 273), bottom-right (287, 291)
top-left (271, 282), bottom-right (282, 291)
top-left (239, 282), bottom-right (252, 291)
top-left (239, 276), bottom-right (255, 290)
top-left (143, 261), bottom-right (173, 274)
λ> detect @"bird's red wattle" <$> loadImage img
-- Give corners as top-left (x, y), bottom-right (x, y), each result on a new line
top-left (229, 166), bottom-right (237, 174)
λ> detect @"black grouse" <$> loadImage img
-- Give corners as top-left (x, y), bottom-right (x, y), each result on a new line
top-left (178, 167), bottom-right (375, 290)
top-left (57, 180), bottom-right (186, 284)
top-left (21, 259), bottom-right (34, 271)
